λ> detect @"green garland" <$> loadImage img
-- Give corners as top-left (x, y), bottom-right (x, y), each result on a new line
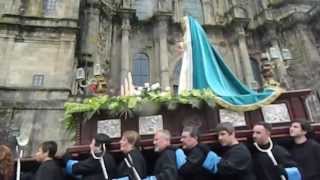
top-left (64, 89), bottom-right (217, 131)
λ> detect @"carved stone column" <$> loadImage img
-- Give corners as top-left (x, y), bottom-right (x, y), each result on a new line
top-left (120, 12), bottom-right (131, 83)
top-left (296, 24), bottom-right (320, 63)
top-left (235, 24), bottom-right (257, 88)
top-left (173, 0), bottom-right (182, 23)
top-left (157, 14), bottom-right (170, 89)
top-left (231, 42), bottom-right (244, 82)
top-left (266, 27), bottom-right (290, 89)
top-left (82, 2), bottom-right (100, 63)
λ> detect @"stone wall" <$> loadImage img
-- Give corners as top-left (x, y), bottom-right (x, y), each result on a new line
top-left (0, 0), bottom-right (79, 156)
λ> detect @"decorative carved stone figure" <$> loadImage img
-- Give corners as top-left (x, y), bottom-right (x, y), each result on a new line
top-left (158, 0), bottom-right (172, 12)
top-left (202, 0), bottom-right (214, 24)
top-left (122, 0), bottom-right (134, 8)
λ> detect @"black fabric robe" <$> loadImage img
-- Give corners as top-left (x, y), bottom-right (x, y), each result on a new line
top-left (216, 143), bottom-right (256, 180)
top-left (290, 139), bottom-right (320, 180)
top-left (34, 160), bottom-right (65, 180)
top-left (72, 152), bottom-right (116, 180)
top-left (178, 144), bottom-right (213, 180)
top-left (251, 143), bottom-right (297, 180)
top-left (153, 146), bottom-right (178, 180)
top-left (116, 149), bottom-right (147, 180)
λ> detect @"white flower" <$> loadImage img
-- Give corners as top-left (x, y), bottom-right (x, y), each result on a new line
top-left (134, 90), bottom-right (142, 96)
top-left (164, 86), bottom-right (171, 91)
top-left (144, 83), bottom-right (150, 88)
top-left (151, 82), bottom-right (160, 90)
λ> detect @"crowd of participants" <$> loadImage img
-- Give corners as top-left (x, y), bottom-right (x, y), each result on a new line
top-left (1, 120), bottom-right (320, 180)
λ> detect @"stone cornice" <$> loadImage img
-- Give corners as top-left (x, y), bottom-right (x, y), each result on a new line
top-left (278, 11), bottom-right (312, 30)
top-left (0, 14), bottom-right (78, 30)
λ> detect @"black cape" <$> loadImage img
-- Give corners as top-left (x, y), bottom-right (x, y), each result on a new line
top-left (153, 146), bottom-right (178, 180)
top-left (72, 152), bottom-right (116, 180)
top-left (116, 149), bottom-right (147, 180)
top-left (251, 143), bottom-right (297, 180)
top-left (290, 139), bottom-right (320, 180)
top-left (216, 143), bottom-right (256, 180)
top-left (34, 160), bottom-right (65, 180)
top-left (178, 144), bottom-right (213, 180)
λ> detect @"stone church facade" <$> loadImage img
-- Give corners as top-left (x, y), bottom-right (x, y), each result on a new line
top-left (1, 0), bottom-right (320, 155)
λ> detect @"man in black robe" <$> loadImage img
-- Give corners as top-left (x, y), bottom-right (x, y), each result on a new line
top-left (289, 120), bottom-right (320, 180)
top-left (251, 122), bottom-right (301, 180)
top-left (144, 129), bottom-right (178, 180)
top-left (115, 130), bottom-right (147, 180)
top-left (176, 126), bottom-right (212, 180)
top-left (65, 133), bottom-right (116, 180)
top-left (202, 122), bottom-right (256, 180)
top-left (34, 141), bottom-right (65, 180)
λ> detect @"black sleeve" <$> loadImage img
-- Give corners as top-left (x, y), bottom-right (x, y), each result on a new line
top-left (72, 157), bottom-right (99, 175)
top-left (104, 154), bottom-right (117, 179)
top-left (155, 151), bottom-right (178, 180)
top-left (179, 147), bottom-right (206, 176)
top-left (313, 141), bottom-right (320, 163)
top-left (217, 146), bottom-right (252, 176)
top-left (130, 151), bottom-right (147, 178)
top-left (35, 164), bottom-right (60, 180)
top-left (276, 146), bottom-right (297, 168)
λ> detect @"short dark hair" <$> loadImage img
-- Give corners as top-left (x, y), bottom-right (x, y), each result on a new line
top-left (95, 133), bottom-right (111, 147)
top-left (292, 120), bottom-right (312, 133)
top-left (40, 141), bottom-right (57, 158)
top-left (183, 126), bottom-right (200, 138)
top-left (216, 122), bottom-right (235, 134)
top-left (254, 121), bottom-right (272, 132)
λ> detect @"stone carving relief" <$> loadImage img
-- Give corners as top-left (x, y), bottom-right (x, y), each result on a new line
top-left (139, 115), bottom-right (163, 135)
top-left (202, 0), bottom-right (214, 25)
top-left (122, 0), bottom-right (134, 8)
top-left (219, 109), bottom-right (246, 127)
top-left (97, 119), bottom-right (121, 138)
top-left (158, 0), bottom-right (172, 12)
top-left (135, 0), bottom-right (156, 20)
top-left (262, 103), bottom-right (291, 123)
top-left (97, 15), bottom-right (112, 65)
top-left (182, 0), bottom-right (204, 24)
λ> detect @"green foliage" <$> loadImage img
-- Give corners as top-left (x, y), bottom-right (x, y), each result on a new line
top-left (64, 89), bottom-right (217, 132)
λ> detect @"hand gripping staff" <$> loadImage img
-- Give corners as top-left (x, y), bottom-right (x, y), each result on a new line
top-left (124, 154), bottom-right (142, 180)
top-left (91, 143), bottom-right (109, 180)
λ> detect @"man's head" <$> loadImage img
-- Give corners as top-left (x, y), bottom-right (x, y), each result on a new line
top-left (289, 120), bottom-right (311, 138)
top-left (180, 126), bottom-right (199, 150)
top-left (35, 141), bottom-right (57, 162)
top-left (252, 122), bottom-right (272, 145)
top-left (216, 122), bottom-right (237, 146)
top-left (120, 130), bottom-right (140, 154)
top-left (153, 129), bottom-right (171, 152)
top-left (90, 133), bottom-right (111, 153)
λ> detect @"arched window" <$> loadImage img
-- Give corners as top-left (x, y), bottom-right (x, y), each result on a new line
top-left (182, 0), bottom-right (204, 24)
top-left (132, 53), bottom-right (150, 86)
